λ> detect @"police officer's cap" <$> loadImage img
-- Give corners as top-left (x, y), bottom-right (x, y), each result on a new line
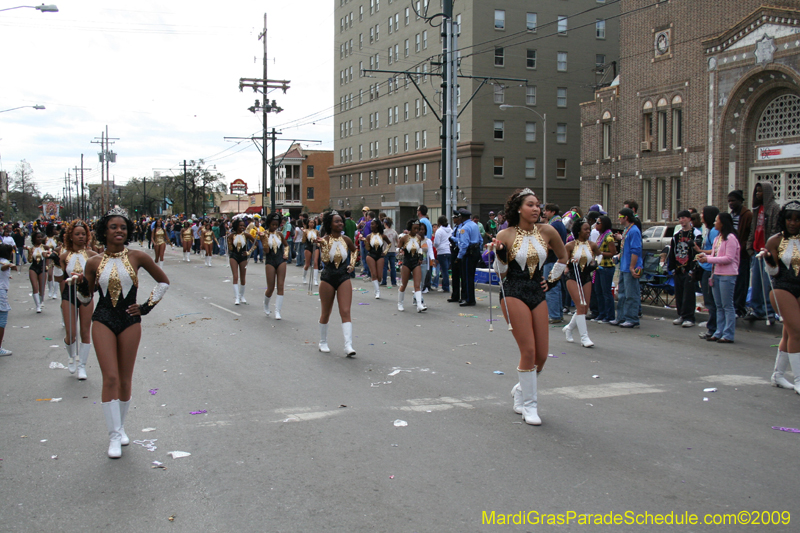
top-left (452, 210), bottom-right (461, 218)
top-left (458, 208), bottom-right (472, 219)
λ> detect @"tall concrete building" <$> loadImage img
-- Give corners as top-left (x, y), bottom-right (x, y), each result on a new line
top-left (332, 0), bottom-right (619, 224)
top-left (581, 1), bottom-right (800, 224)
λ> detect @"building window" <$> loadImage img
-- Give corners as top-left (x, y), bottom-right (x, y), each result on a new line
top-left (526, 50), bottom-right (537, 69)
top-left (602, 183), bottom-right (610, 213)
top-left (526, 86), bottom-right (536, 105)
top-left (394, 136), bottom-right (398, 153)
top-left (404, 102), bottom-right (409, 120)
top-left (404, 134), bottom-right (409, 151)
top-left (642, 110), bottom-right (653, 146)
top-left (415, 99), bottom-right (420, 117)
top-left (404, 166), bottom-right (409, 183)
top-left (526, 12), bottom-right (537, 32)
top-left (596, 19), bottom-right (605, 39)
top-left (307, 165), bottom-right (315, 178)
top-left (422, 163), bottom-right (427, 181)
top-left (493, 157), bottom-right (504, 177)
top-left (525, 158), bottom-right (536, 179)
top-left (494, 9), bottom-right (505, 30)
top-left (526, 122), bottom-right (536, 142)
top-left (494, 47), bottom-right (504, 67)
top-left (556, 123), bottom-right (567, 143)
top-left (369, 171), bottom-right (374, 187)
top-left (422, 30), bottom-right (427, 49)
top-left (422, 130), bottom-right (427, 148)
top-left (642, 179), bottom-right (651, 221)
top-left (657, 110), bottom-right (668, 151)
top-left (672, 108), bottom-right (683, 149)
top-left (359, 144), bottom-right (363, 160)
top-left (415, 33), bottom-right (420, 52)
top-left (756, 93), bottom-right (800, 140)
top-left (405, 7), bottom-right (409, 25)
top-left (558, 16), bottom-right (567, 34)
top-left (307, 187), bottom-right (314, 200)
top-left (557, 87), bottom-right (567, 107)
top-left (415, 131), bottom-right (420, 149)
top-left (494, 120), bottom-right (504, 140)
top-left (603, 122), bottom-right (611, 159)
top-left (556, 159), bottom-right (567, 179)
top-left (596, 54), bottom-right (606, 70)
top-left (404, 39), bottom-right (409, 57)
top-left (493, 84), bottom-right (505, 104)
top-left (557, 52), bottom-right (567, 71)
top-left (415, 164), bottom-right (420, 181)
top-left (671, 177), bottom-right (682, 219)
top-left (656, 178), bottom-right (666, 220)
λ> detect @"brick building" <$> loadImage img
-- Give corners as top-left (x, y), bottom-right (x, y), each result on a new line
top-left (274, 144), bottom-right (333, 217)
top-left (581, 1), bottom-right (800, 224)
top-left (332, 0), bottom-right (619, 224)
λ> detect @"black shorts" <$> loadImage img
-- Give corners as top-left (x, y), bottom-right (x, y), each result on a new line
top-left (61, 284), bottom-right (87, 307)
top-left (500, 264), bottom-right (546, 311)
top-left (30, 260), bottom-right (44, 275)
top-left (264, 255), bottom-right (285, 269)
top-left (229, 249), bottom-right (249, 264)
top-left (402, 254), bottom-right (421, 270)
top-left (367, 250), bottom-right (384, 262)
top-left (320, 265), bottom-right (351, 290)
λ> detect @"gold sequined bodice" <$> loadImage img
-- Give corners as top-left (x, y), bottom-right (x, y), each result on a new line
top-left (404, 236), bottom-right (422, 256)
top-left (508, 226), bottom-right (548, 279)
top-left (97, 248), bottom-right (138, 307)
top-left (181, 228), bottom-right (193, 242)
top-left (778, 235), bottom-right (800, 276)
top-left (263, 231), bottom-right (283, 254)
top-left (154, 228), bottom-right (167, 246)
top-left (321, 236), bottom-right (348, 269)
top-left (570, 241), bottom-right (593, 270)
top-left (202, 229), bottom-right (214, 244)
top-left (31, 245), bottom-right (46, 263)
top-left (232, 232), bottom-right (247, 251)
top-left (65, 250), bottom-right (89, 276)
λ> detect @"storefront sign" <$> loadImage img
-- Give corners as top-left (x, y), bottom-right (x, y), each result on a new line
top-left (757, 143), bottom-right (800, 161)
top-left (230, 179), bottom-right (247, 194)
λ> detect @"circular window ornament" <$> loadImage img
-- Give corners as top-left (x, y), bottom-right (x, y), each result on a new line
top-left (756, 94), bottom-right (800, 141)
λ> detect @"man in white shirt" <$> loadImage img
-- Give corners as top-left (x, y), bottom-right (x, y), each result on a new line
top-left (433, 215), bottom-right (453, 293)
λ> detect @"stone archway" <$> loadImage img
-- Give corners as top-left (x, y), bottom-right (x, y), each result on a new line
top-left (718, 66), bottom-right (800, 206)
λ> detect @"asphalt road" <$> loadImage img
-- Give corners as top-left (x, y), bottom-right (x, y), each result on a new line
top-left (1, 244), bottom-right (798, 532)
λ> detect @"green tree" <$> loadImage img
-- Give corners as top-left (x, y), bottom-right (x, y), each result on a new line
top-left (10, 160), bottom-right (42, 219)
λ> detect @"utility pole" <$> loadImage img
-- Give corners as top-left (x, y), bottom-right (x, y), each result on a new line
top-left (64, 171), bottom-right (70, 217)
top-left (143, 176), bottom-right (147, 216)
top-left (74, 155), bottom-right (91, 220)
top-left (271, 128), bottom-right (277, 213)
top-left (91, 126), bottom-right (118, 214)
top-left (239, 13), bottom-right (290, 215)
top-left (183, 160), bottom-right (188, 217)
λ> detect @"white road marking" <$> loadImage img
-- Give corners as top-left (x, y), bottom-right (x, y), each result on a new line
top-left (209, 303), bottom-right (241, 316)
top-left (394, 395), bottom-right (496, 411)
top-left (542, 382), bottom-right (666, 399)
top-left (699, 375), bottom-right (769, 386)
top-left (272, 409), bottom-right (345, 423)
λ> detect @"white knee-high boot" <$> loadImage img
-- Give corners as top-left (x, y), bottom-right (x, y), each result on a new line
top-left (510, 383), bottom-right (523, 414)
top-left (239, 284), bottom-right (247, 304)
top-left (263, 294), bottom-right (271, 316)
top-left (343, 322), bottom-right (356, 357)
top-left (119, 398), bottom-right (131, 446)
top-left (563, 313), bottom-right (577, 342)
top-left (319, 323), bottom-right (330, 353)
top-left (575, 315), bottom-right (594, 348)
top-left (414, 290), bottom-right (427, 312)
top-left (772, 350), bottom-right (795, 389)
top-left (398, 290), bottom-right (405, 311)
top-left (33, 293), bottom-right (42, 313)
top-left (373, 279), bottom-right (381, 299)
top-left (518, 368), bottom-right (542, 425)
top-left (102, 400), bottom-right (123, 458)
top-left (65, 341), bottom-right (77, 374)
top-left (313, 269), bottom-right (320, 286)
top-left (303, 269), bottom-right (308, 283)
top-left (77, 343), bottom-right (91, 380)
top-left (786, 353), bottom-right (800, 394)
top-left (234, 283), bottom-right (240, 305)
top-left (274, 295), bottom-right (283, 320)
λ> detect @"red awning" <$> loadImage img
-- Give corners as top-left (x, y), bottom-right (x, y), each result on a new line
top-left (244, 206), bottom-right (262, 214)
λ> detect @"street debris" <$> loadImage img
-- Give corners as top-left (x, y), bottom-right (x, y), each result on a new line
top-left (133, 439), bottom-right (158, 451)
top-left (151, 461), bottom-right (167, 470)
top-left (493, 371), bottom-right (504, 375)
top-left (51, 455), bottom-right (58, 460)
top-left (149, 389), bottom-right (158, 395)
top-left (703, 388), bottom-right (718, 393)
top-left (457, 342), bottom-right (478, 347)
top-left (703, 397), bottom-right (709, 402)
top-left (771, 426), bottom-right (800, 433)
top-left (142, 428), bottom-right (157, 432)
top-left (190, 410), bottom-right (207, 415)
top-left (49, 345), bottom-right (59, 348)
top-left (371, 381), bottom-right (392, 387)
top-left (49, 362), bottom-right (66, 369)
top-left (592, 375), bottom-right (599, 379)
top-left (168, 451), bottom-right (191, 459)
top-left (393, 419), bottom-right (408, 427)
top-left (388, 369), bottom-right (411, 376)
top-left (36, 398), bottom-right (62, 402)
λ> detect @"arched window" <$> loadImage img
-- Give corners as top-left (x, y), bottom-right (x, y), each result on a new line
top-left (657, 97), bottom-right (668, 108)
top-left (756, 94), bottom-right (800, 141)
top-left (671, 95), bottom-right (682, 105)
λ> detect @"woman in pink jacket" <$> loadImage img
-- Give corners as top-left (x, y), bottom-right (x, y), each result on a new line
top-left (697, 213), bottom-right (739, 343)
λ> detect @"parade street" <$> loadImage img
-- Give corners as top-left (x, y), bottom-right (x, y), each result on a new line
top-left (1, 245), bottom-right (798, 533)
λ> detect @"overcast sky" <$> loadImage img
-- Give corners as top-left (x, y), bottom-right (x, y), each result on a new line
top-left (0, 0), bottom-right (334, 199)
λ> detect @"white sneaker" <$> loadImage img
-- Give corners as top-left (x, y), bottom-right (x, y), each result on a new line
top-left (673, 317), bottom-right (683, 325)
top-left (681, 320), bottom-right (695, 328)
top-left (0, 348), bottom-right (12, 356)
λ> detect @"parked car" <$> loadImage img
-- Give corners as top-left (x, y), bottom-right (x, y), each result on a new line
top-left (642, 225), bottom-right (675, 252)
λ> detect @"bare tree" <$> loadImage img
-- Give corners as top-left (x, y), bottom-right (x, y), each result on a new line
top-left (10, 159), bottom-right (41, 218)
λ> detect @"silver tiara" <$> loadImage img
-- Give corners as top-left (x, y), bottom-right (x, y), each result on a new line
top-left (330, 210), bottom-right (339, 216)
top-left (785, 200), bottom-right (800, 212)
top-left (518, 188), bottom-right (536, 197)
top-left (106, 206), bottom-right (129, 218)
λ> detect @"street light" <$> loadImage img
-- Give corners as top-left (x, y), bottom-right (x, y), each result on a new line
top-left (0, 4), bottom-right (58, 13)
top-left (0, 104), bottom-right (45, 113)
top-left (499, 104), bottom-right (547, 205)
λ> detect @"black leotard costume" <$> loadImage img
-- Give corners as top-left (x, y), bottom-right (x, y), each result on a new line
top-left (497, 226), bottom-right (550, 311)
top-left (401, 235), bottom-right (422, 270)
top-left (29, 246), bottom-right (48, 275)
top-left (563, 241), bottom-right (596, 285)
top-left (771, 236), bottom-right (800, 299)
top-left (228, 233), bottom-right (250, 264)
top-left (319, 236), bottom-right (351, 290)
top-left (366, 233), bottom-right (386, 263)
top-left (261, 231), bottom-right (287, 269)
top-left (303, 229), bottom-right (319, 253)
top-left (61, 250), bottom-right (90, 307)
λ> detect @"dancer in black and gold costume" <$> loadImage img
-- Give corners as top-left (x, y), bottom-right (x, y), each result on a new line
top-left (26, 232), bottom-right (49, 313)
top-left (562, 220), bottom-right (600, 348)
top-left (227, 217), bottom-right (256, 305)
top-left (77, 208), bottom-right (169, 458)
top-left (397, 219), bottom-right (427, 312)
top-left (200, 220), bottom-right (218, 267)
top-left (59, 220), bottom-right (98, 380)
top-left (152, 219), bottom-right (168, 268)
top-left (258, 213), bottom-right (290, 319)
top-left (181, 221), bottom-right (193, 262)
top-left (492, 189), bottom-right (568, 425)
top-left (361, 218), bottom-right (390, 299)
top-left (762, 201), bottom-right (800, 395)
top-left (316, 211), bottom-right (357, 356)
top-left (303, 218), bottom-right (321, 286)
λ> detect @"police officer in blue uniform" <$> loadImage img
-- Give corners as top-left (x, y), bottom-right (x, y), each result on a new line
top-left (457, 208), bottom-right (483, 306)
top-left (447, 210), bottom-right (463, 303)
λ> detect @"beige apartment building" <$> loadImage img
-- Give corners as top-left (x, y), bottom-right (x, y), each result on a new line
top-left (331, 0), bottom-right (619, 224)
